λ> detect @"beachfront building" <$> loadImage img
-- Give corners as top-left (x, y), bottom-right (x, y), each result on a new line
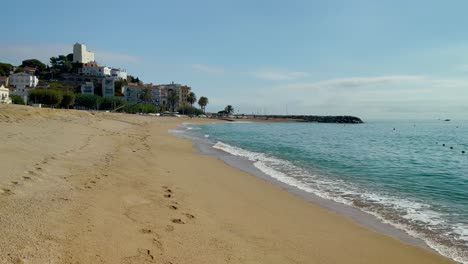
top-left (0, 76), bottom-right (8, 87)
top-left (81, 82), bottom-right (95, 95)
top-left (155, 83), bottom-right (191, 110)
top-left (123, 83), bottom-right (146, 104)
top-left (111, 68), bottom-right (128, 80)
top-left (102, 78), bottom-right (115, 97)
top-left (0, 85), bottom-right (11, 104)
top-left (73, 43), bottom-right (95, 64)
top-left (9, 72), bottom-right (39, 89)
top-left (80, 61), bottom-right (111, 77)
top-left (122, 82), bottom-right (193, 110)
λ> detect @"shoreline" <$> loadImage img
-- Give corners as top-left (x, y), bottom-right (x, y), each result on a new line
top-left (191, 136), bottom-right (430, 250)
top-left (0, 105), bottom-right (456, 263)
top-left (174, 121), bottom-right (462, 263)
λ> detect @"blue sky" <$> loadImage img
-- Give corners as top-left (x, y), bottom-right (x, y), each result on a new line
top-left (2, 0), bottom-right (468, 119)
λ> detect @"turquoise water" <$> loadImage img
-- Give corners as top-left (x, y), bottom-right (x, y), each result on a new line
top-left (182, 120), bottom-right (468, 263)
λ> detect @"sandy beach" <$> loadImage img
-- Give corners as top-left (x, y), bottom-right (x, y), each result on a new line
top-left (0, 105), bottom-right (454, 264)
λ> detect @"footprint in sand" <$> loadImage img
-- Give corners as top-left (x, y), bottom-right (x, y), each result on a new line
top-left (140, 228), bottom-right (152, 234)
top-left (184, 214), bottom-right (195, 220)
top-left (0, 188), bottom-right (13, 195)
top-left (23, 176), bottom-right (32, 180)
top-left (171, 218), bottom-right (185, 224)
top-left (165, 225), bottom-right (174, 232)
top-left (164, 194), bottom-right (172, 198)
top-left (169, 205), bottom-right (178, 210)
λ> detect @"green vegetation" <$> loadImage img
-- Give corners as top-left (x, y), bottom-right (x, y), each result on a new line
top-left (178, 105), bottom-right (204, 116)
top-left (75, 94), bottom-right (102, 109)
top-left (187, 92), bottom-right (197, 107)
top-left (198, 96), bottom-right (209, 113)
top-left (10, 94), bottom-right (25, 105)
top-left (50, 55), bottom-right (73, 76)
top-left (114, 80), bottom-right (127, 96)
top-left (59, 91), bottom-right (76, 109)
top-left (0, 62), bottom-right (14, 76)
top-left (168, 90), bottom-right (179, 112)
top-left (99, 97), bottom-right (125, 111)
top-left (225, 105), bottom-right (234, 114)
top-left (127, 75), bottom-right (142, 84)
top-left (28, 89), bottom-right (63, 107)
top-left (47, 82), bottom-right (77, 92)
top-left (21, 59), bottom-right (46, 75)
top-left (139, 88), bottom-right (152, 103)
top-left (124, 103), bottom-right (158, 114)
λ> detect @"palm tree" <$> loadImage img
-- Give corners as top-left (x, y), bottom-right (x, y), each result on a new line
top-left (187, 92), bottom-right (197, 107)
top-left (198, 96), bottom-right (208, 113)
top-left (225, 105), bottom-right (234, 115)
top-left (167, 90), bottom-right (179, 112)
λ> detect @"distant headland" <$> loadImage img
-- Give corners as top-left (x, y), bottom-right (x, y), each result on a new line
top-left (223, 114), bottom-right (364, 123)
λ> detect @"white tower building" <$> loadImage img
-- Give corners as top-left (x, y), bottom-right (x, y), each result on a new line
top-left (73, 43), bottom-right (95, 64)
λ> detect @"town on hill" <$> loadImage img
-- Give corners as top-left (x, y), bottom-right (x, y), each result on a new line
top-left (0, 43), bottom-right (209, 115)
top-left (0, 43), bottom-right (363, 123)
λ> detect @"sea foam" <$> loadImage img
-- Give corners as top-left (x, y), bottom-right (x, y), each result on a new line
top-left (212, 141), bottom-right (468, 264)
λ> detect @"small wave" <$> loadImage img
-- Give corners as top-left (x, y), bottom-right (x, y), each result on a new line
top-left (212, 141), bottom-right (468, 264)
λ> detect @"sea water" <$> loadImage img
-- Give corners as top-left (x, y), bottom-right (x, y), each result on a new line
top-left (179, 120), bottom-right (468, 263)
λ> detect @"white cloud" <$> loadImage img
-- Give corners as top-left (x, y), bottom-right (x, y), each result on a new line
top-left (283, 75), bottom-right (424, 90)
top-left (224, 74), bottom-right (468, 119)
top-left (191, 64), bottom-right (225, 75)
top-left (253, 69), bottom-right (310, 81)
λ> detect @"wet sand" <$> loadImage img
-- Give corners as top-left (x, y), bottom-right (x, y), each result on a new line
top-left (0, 105), bottom-right (454, 263)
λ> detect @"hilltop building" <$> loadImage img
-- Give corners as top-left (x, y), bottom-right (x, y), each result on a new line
top-left (8, 72), bottom-right (39, 89)
top-left (73, 43), bottom-right (95, 64)
top-left (0, 85), bottom-right (11, 104)
top-left (111, 68), bottom-right (127, 80)
top-left (8, 72), bottom-right (39, 103)
top-left (80, 61), bottom-right (111, 77)
top-left (102, 78), bottom-right (115, 97)
top-left (81, 82), bottom-right (95, 95)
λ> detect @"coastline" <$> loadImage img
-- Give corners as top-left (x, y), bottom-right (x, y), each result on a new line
top-left (0, 105), bottom-right (455, 263)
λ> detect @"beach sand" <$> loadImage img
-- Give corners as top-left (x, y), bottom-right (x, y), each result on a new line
top-left (0, 105), bottom-right (454, 264)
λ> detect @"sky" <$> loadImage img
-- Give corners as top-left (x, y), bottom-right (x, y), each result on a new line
top-left (2, 0), bottom-right (468, 119)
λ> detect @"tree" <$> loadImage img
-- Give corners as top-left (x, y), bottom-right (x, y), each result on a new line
top-left (28, 89), bottom-right (63, 107)
top-left (0, 62), bottom-right (14, 76)
top-left (48, 82), bottom-right (75, 92)
top-left (187, 92), bottom-right (197, 107)
top-left (139, 88), bottom-right (152, 103)
top-left (225, 105), bottom-right (234, 115)
top-left (75, 94), bottom-right (102, 109)
top-left (50, 55), bottom-right (73, 77)
top-left (100, 97), bottom-right (125, 111)
top-left (178, 105), bottom-right (204, 116)
top-left (124, 103), bottom-right (158, 114)
top-left (167, 90), bottom-right (179, 112)
top-left (21, 59), bottom-right (46, 75)
top-left (60, 91), bottom-right (76, 109)
top-left (10, 94), bottom-right (25, 105)
top-left (198, 96), bottom-right (208, 113)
